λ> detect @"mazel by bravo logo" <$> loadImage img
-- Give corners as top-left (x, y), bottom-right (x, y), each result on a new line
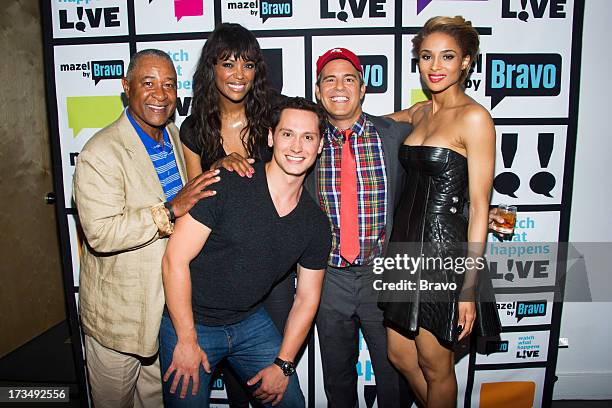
top-left (485, 53), bottom-right (562, 109)
top-left (501, 0), bottom-right (567, 22)
top-left (60, 60), bottom-right (125, 85)
top-left (497, 300), bottom-right (547, 322)
top-left (320, 0), bottom-right (387, 22)
top-left (226, 0), bottom-right (292, 23)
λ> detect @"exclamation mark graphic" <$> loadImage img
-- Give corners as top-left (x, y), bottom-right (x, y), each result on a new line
top-left (530, 133), bottom-right (556, 197)
top-left (364, 385), bottom-right (377, 408)
top-left (75, 7), bottom-right (86, 32)
top-left (518, 0), bottom-right (530, 22)
top-left (505, 259), bottom-right (515, 282)
top-left (337, 0), bottom-right (349, 22)
top-left (494, 133), bottom-right (520, 198)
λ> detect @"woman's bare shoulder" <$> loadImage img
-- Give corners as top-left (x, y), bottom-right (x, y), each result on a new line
top-left (412, 102), bottom-right (431, 126)
top-left (459, 99), bottom-right (493, 127)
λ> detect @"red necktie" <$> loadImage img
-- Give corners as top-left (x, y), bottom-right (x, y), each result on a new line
top-left (340, 129), bottom-right (360, 264)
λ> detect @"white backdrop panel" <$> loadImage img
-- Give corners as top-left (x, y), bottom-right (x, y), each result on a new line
top-left (53, 43), bottom-right (130, 207)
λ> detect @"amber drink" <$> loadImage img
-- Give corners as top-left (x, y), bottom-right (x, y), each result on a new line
top-left (491, 204), bottom-right (517, 234)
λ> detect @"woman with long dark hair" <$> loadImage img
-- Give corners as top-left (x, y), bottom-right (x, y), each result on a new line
top-left (380, 16), bottom-right (501, 407)
top-left (177, 23), bottom-right (290, 407)
top-left (181, 22), bottom-right (273, 178)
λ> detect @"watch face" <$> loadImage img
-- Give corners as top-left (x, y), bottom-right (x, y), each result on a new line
top-left (283, 362), bottom-right (295, 375)
top-left (276, 358), bottom-right (295, 376)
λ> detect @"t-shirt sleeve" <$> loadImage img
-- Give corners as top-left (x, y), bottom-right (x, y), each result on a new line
top-left (298, 210), bottom-right (332, 270)
top-left (179, 115), bottom-right (202, 156)
top-left (188, 169), bottom-right (229, 230)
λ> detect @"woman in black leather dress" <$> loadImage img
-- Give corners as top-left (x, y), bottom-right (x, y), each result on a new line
top-left (380, 16), bottom-right (501, 407)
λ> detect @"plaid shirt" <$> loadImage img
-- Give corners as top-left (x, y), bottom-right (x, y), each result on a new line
top-left (318, 112), bottom-right (388, 267)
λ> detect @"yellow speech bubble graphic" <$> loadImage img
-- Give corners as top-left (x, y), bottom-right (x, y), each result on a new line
top-left (410, 88), bottom-right (430, 105)
top-left (67, 95), bottom-right (123, 137)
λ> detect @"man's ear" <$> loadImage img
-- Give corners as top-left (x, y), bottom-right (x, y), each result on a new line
top-left (121, 77), bottom-right (130, 96)
top-left (318, 136), bottom-right (324, 154)
top-left (315, 83), bottom-right (321, 102)
top-left (268, 128), bottom-right (274, 148)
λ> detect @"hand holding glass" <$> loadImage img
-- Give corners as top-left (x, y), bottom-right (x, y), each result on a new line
top-left (490, 204), bottom-right (517, 234)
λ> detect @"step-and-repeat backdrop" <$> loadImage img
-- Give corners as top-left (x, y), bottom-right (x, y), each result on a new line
top-left (41, 1), bottom-right (583, 406)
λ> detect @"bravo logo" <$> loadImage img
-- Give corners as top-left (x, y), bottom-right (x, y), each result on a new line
top-left (497, 300), bottom-right (548, 322)
top-left (486, 53), bottom-right (561, 109)
top-left (485, 340), bottom-right (509, 355)
top-left (226, 0), bottom-right (292, 23)
top-left (515, 300), bottom-right (547, 322)
top-left (91, 60), bottom-right (124, 84)
top-left (359, 55), bottom-right (387, 94)
top-left (59, 60), bottom-right (124, 85)
top-left (502, 0), bottom-right (567, 22)
top-left (260, 0), bottom-right (292, 21)
top-left (320, 0), bottom-right (387, 22)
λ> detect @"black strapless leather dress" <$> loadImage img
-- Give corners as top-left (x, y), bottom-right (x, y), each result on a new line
top-left (380, 145), bottom-right (501, 344)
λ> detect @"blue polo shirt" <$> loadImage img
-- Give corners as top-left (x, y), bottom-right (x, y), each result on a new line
top-left (126, 110), bottom-right (183, 201)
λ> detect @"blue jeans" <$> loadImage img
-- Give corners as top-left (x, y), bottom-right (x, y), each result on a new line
top-left (159, 308), bottom-right (305, 408)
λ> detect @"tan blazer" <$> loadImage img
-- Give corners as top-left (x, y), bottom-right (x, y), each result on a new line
top-left (73, 112), bottom-right (187, 357)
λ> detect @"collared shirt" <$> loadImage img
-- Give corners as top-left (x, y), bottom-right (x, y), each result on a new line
top-left (318, 112), bottom-right (388, 267)
top-left (126, 110), bottom-right (182, 201)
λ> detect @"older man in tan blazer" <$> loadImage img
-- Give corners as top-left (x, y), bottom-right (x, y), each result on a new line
top-left (73, 49), bottom-right (218, 408)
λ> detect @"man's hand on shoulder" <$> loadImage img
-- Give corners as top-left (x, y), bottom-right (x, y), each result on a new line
top-left (170, 169), bottom-right (220, 218)
top-left (247, 364), bottom-right (289, 406)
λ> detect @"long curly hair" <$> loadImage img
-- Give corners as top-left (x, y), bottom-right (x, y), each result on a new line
top-left (191, 23), bottom-right (271, 161)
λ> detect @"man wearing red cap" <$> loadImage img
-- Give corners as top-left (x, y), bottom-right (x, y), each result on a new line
top-left (304, 47), bottom-right (409, 407)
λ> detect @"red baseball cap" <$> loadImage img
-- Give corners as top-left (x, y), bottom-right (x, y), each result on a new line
top-left (316, 47), bottom-right (363, 77)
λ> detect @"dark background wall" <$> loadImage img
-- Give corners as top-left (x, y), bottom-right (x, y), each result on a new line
top-left (0, 0), bottom-right (65, 358)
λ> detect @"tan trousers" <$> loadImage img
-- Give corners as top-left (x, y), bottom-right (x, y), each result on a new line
top-left (84, 334), bottom-right (163, 408)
